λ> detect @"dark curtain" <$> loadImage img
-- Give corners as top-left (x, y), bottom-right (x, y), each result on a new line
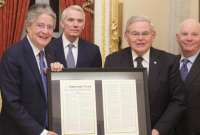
top-left (50, 0), bottom-right (59, 32)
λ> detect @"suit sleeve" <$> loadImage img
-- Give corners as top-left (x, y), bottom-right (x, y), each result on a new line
top-left (45, 43), bottom-right (57, 67)
top-left (92, 47), bottom-right (102, 68)
top-left (104, 54), bottom-right (117, 68)
top-left (104, 55), bottom-right (111, 68)
top-left (0, 51), bottom-right (44, 135)
top-left (154, 60), bottom-right (186, 135)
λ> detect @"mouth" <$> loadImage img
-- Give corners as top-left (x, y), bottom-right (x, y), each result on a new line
top-left (136, 43), bottom-right (146, 47)
top-left (182, 42), bottom-right (194, 47)
top-left (70, 29), bottom-right (81, 33)
top-left (38, 35), bottom-right (50, 40)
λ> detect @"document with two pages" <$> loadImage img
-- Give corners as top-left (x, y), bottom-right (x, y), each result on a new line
top-left (48, 69), bottom-right (150, 135)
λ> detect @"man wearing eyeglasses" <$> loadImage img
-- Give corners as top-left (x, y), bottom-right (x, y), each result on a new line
top-left (104, 16), bottom-right (185, 135)
top-left (0, 4), bottom-right (63, 135)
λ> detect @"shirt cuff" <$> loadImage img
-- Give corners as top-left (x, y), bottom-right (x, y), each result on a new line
top-left (40, 129), bottom-right (48, 135)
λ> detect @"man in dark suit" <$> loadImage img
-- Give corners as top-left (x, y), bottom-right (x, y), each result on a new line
top-left (175, 18), bottom-right (200, 135)
top-left (104, 16), bottom-right (185, 135)
top-left (0, 4), bottom-right (61, 135)
top-left (46, 5), bottom-right (102, 68)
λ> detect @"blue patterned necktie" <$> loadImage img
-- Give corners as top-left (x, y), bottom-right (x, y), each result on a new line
top-left (39, 51), bottom-right (48, 100)
top-left (39, 51), bottom-right (48, 127)
top-left (180, 58), bottom-right (190, 81)
top-left (135, 56), bottom-right (144, 68)
top-left (66, 44), bottom-right (75, 68)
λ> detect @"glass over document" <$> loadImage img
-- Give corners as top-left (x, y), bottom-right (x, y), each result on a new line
top-left (59, 79), bottom-right (139, 135)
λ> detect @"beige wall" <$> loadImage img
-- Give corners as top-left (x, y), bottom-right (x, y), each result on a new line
top-left (122, 0), bottom-right (199, 54)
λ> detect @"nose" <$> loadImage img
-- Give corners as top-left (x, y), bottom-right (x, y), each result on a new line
top-left (41, 28), bottom-right (50, 35)
top-left (43, 26), bottom-right (54, 34)
top-left (73, 20), bottom-right (80, 27)
top-left (185, 35), bottom-right (193, 41)
top-left (138, 34), bottom-right (144, 40)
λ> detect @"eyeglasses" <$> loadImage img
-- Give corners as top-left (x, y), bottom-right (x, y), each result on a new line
top-left (127, 31), bottom-right (152, 38)
top-left (35, 23), bottom-right (54, 31)
top-left (180, 32), bottom-right (200, 37)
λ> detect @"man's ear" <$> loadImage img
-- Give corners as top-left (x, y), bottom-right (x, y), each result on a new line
top-left (151, 31), bottom-right (156, 39)
top-left (176, 33), bottom-right (180, 42)
top-left (124, 32), bottom-right (128, 41)
top-left (60, 20), bottom-right (64, 28)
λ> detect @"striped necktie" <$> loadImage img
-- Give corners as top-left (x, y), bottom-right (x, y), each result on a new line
top-left (180, 58), bottom-right (190, 81)
top-left (66, 44), bottom-right (75, 68)
top-left (38, 51), bottom-right (48, 127)
top-left (39, 51), bottom-right (48, 100)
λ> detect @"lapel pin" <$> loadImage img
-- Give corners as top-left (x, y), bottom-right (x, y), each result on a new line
top-left (153, 61), bottom-right (157, 64)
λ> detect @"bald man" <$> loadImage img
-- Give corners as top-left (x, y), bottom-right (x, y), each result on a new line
top-left (175, 19), bottom-right (200, 135)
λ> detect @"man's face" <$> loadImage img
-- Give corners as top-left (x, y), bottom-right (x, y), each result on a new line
top-left (125, 21), bottom-right (155, 56)
top-left (27, 13), bottom-right (54, 50)
top-left (60, 9), bottom-right (85, 42)
top-left (176, 20), bottom-right (200, 57)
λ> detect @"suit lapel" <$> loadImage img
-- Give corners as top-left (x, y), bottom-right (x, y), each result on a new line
top-left (121, 47), bottom-right (134, 68)
top-left (185, 53), bottom-right (200, 85)
top-left (148, 48), bottom-right (162, 93)
top-left (23, 37), bottom-right (46, 101)
top-left (76, 39), bottom-right (85, 67)
top-left (57, 37), bottom-right (67, 67)
top-left (149, 48), bottom-right (161, 77)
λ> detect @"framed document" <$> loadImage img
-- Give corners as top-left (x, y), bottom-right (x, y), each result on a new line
top-left (48, 68), bottom-right (150, 135)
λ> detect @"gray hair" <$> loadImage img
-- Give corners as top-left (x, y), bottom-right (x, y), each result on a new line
top-left (125, 16), bottom-right (154, 32)
top-left (25, 4), bottom-right (56, 29)
top-left (61, 5), bottom-right (85, 21)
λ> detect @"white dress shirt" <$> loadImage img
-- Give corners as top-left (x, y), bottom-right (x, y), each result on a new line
top-left (62, 34), bottom-right (79, 66)
top-left (27, 36), bottom-right (47, 71)
top-left (180, 50), bottom-right (200, 73)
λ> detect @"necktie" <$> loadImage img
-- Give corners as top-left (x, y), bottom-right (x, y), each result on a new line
top-left (180, 58), bottom-right (190, 81)
top-left (39, 51), bottom-right (48, 127)
top-left (135, 56), bottom-right (144, 68)
top-left (39, 51), bottom-right (48, 100)
top-left (66, 44), bottom-right (75, 68)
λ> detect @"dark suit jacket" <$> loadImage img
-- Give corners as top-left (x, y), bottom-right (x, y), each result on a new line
top-left (45, 36), bottom-right (102, 68)
top-left (0, 37), bottom-right (48, 135)
top-left (104, 47), bottom-right (185, 135)
top-left (175, 53), bottom-right (200, 135)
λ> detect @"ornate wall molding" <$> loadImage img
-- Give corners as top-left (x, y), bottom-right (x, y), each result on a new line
top-left (94, 0), bottom-right (110, 64)
top-left (82, 0), bottom-right (94, 14)
top-left (110, 0), bottom-right (120, 53)
top-left (94, 0), bottom-right (123, 63)
top-left (0, 0), bottom-right (5, 8)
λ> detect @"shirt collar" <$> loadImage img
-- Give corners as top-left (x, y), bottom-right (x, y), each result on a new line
top-left (62, 34), bottom-right (79, 48)
top-left (131, 49), bottom-right (150, 63)
top-left (27, 35), bottom-right (43, 57)
top-left (180, 49), bottom-right (200, 64)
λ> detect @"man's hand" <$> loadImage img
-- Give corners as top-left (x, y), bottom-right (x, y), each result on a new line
top-left (50, 62), bottom-right (64, 72)
top-left (47, 131), bottom-right (58, 135)
top-left (152, 129), bottom-right (160, 135)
